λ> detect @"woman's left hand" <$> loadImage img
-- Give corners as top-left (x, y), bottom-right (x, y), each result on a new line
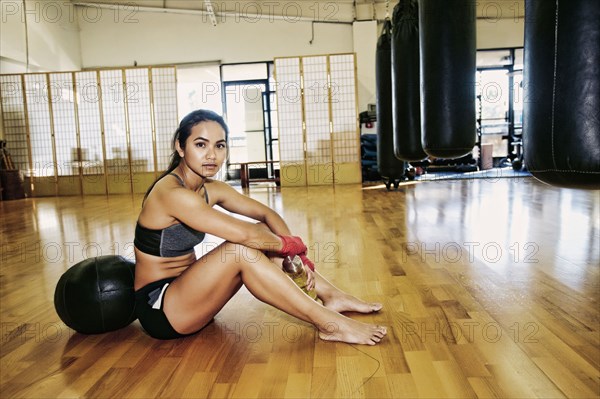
top-left (300, 253), bottom-right (316, 292)
top-left (305, 265), bottom-right (315, 292)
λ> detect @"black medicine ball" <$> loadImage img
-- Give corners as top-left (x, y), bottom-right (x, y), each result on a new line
top-left (54, 255), bottom-right (136, 334)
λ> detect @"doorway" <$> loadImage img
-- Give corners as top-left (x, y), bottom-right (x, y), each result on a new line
top-left (222, 79), bottom-right (278, 181)
top-left (477, 68), bottom-right (510, 158)
top-left (476, 48), bottom-right (523, 168)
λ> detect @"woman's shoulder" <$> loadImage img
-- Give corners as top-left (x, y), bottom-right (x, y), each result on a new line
top-left (204, 179), bottom-right (240, 204)
top-left (145, 174), bottom-right (188, 204)
top-left (205, 179), bottom-right (236, 194)
top-left (205, 178), bottom-right (225, 188)
top-left (139, 176), bottom-right (186, 227)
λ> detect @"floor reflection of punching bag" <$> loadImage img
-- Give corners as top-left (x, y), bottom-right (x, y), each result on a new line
top-left (377, 20), bottom-right (407, 188)
top-left (391, 0), bottom-right (427, 162)
top-left (418, 0), bottom-right (476, 158)
top-left (524, 0), bottom-right (600, 189)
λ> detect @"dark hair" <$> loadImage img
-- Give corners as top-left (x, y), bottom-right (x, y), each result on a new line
top-left (143, 109), bottom-right (229, 200)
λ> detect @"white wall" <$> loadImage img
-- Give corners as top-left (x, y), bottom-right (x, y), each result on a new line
top-left (477, 18), bottom-right (524, 49)
top-left (353, 20), bottom-right (378, 114)
top-left (77, 8), bottom-right (354, 67)
top-left (0, 0), bottom-right (82, 73)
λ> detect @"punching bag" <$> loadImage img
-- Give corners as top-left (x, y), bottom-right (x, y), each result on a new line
top-left (377, 20), bottom-right (406, 182)
top-left (392, 0), bottom-right (427, 161)
top-left (419, 0), bottom-right (476, 158)
top-left (524, 0), bottom-right (600, 189)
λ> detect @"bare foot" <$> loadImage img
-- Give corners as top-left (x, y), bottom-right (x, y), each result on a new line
top-left (318, 316), bottom-right (387, 345)
top-left (322, 293), bottom-right (383, 314)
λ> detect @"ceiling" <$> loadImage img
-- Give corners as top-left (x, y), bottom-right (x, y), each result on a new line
top-left (68, 0), bottom-right (526, 23)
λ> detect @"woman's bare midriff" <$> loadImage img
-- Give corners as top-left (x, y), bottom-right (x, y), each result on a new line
top-left (134, 247), bottom-right (197, 290)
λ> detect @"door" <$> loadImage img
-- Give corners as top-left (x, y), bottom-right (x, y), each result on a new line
top-left (477, 69), bottom-right (510, 158)
top-left (224, 81), bottom-right (272, 180)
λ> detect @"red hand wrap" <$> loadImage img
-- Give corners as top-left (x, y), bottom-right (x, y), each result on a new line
top-left (277, 235), bottom-right (307, 258)
top-left (299, 253), bottom-right (315, 272)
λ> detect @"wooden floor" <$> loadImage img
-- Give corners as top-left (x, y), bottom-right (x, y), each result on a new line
top-left (1, 176), bottom-right (599, 398)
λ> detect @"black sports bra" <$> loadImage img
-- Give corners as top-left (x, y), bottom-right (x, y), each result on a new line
top-left (134, 174), bottom-right (209, 257)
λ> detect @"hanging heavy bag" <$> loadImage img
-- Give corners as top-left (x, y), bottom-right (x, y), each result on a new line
top-left (523, 0), bottom-right (600, 189)
top-left (392, 0), bottom-right (427, 162)
top-left (418, 0), bottom-right (477, 158)
top-left (377, 20), bottom-right (407, 181)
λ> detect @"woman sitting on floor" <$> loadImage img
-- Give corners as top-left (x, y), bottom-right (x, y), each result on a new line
top-left (133, 109), bottom-right (387, 345)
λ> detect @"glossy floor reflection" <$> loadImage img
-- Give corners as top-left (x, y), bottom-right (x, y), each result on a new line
top-left (1, 176), bottom-right (598, 398)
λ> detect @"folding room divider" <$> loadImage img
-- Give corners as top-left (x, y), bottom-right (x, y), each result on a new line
top-left (0, 66), bottom-right (178, 196)
top-left (274, 53), bottom-right (361, 186)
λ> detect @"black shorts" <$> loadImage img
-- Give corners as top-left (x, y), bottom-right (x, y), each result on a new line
top-left (135, 277), bottom-right (198, 340)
